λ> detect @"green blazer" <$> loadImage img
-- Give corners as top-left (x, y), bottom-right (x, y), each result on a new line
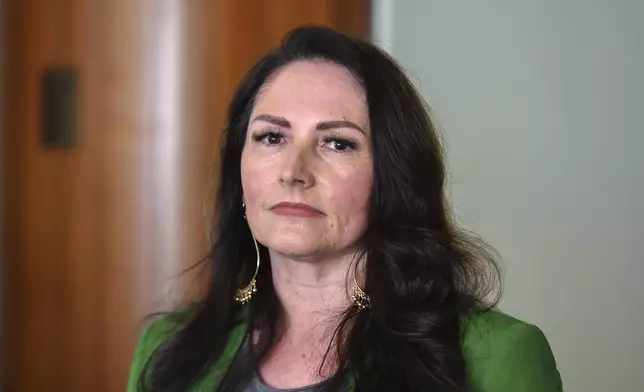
top-left (127, 310), bottom-right (563, 391)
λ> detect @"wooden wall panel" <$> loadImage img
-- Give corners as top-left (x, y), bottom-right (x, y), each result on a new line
top-left (3, 1), bottom-right (370, 391)
top-left (0, 0), bottom-right (6, 387)
top-left (0, 0), bottom-right (6, 391)
top-left (5, 1), bottom-right (101, 389)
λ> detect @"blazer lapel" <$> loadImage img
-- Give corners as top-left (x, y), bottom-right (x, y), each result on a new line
top-left (192, 322), bottom-right (248, 391)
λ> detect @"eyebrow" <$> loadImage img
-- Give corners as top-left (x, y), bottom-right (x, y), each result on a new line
top-left (252, 114), bottom-right (365, 135)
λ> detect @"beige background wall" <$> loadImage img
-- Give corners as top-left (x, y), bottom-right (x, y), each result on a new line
top-left (373, 1), bottom-right (644, 391)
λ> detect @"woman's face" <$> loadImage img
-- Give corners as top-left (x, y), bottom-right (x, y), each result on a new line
top-left (241, 60), bottom-right (373, 260)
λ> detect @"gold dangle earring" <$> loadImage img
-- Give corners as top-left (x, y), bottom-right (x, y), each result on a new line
top-left (351, 276), bottom-right (371, 310)
top-left (235, 203), bottom-right (260, 304)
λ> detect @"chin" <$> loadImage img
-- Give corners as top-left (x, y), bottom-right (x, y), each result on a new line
top-left (259, 234), bottom-right (321, 259)
top-left (269, 241), bottom-right (319, 258)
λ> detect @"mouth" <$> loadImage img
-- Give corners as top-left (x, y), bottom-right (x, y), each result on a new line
top-left (270, 202), bottom-right (324, 218)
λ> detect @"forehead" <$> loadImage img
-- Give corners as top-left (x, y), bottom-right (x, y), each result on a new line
top-left (252, 60), bottom-right (369, 126)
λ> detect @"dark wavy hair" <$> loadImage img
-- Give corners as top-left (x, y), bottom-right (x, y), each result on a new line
top-left (138, 26), bottom-right (501, 392)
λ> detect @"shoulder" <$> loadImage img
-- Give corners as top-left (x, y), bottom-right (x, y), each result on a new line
top-left (126, 312), bottom-right (189, 392)
top-left (134, 313), bottom-right (183, 357)
top-left (461, 310), bottom-right (563, 392)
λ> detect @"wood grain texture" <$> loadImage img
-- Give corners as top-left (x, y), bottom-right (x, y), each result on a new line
top-left (0, 0), bottom-right (5, 388)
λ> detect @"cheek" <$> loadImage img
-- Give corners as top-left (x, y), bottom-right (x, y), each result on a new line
top-left (240, 151), bottom-right (268, 204)
top-left (329, 167), bottom-right (373, 224)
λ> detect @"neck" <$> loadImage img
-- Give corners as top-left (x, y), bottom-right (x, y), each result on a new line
top-left (268, 251), bottom-right (357, 337)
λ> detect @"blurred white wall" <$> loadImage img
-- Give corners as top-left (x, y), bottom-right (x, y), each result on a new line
top-left (373, 1), bottom-right (644, 391)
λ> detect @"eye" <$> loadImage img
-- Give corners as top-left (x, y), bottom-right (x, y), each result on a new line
top-left (252, 130), bottom-right (285, 146)
top-left (324, 137), bottom-right (358, 152)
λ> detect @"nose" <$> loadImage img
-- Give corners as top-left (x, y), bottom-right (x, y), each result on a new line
top-left (279, 145), bottom-right (315, 188)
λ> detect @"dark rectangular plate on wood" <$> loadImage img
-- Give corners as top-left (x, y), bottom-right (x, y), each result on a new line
top-left (42, 68), bottom-right (78, 149)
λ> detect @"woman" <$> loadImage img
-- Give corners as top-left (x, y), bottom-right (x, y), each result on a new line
top-left (127, 26), bottom-right (562, 392)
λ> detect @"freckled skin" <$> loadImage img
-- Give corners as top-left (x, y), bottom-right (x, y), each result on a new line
top-left (241, 61), bottom-right (373, 263)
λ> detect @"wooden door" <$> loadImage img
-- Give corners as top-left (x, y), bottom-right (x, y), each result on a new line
top-left (2, 1), bottom-right (369, 391)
